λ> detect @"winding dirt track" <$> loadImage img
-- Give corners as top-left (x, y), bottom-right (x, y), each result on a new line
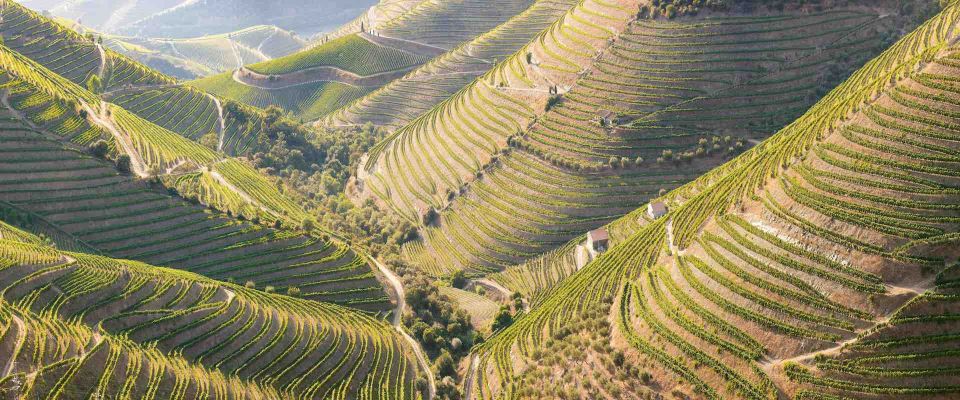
top-left (370, 256), bottom-right (436, 399)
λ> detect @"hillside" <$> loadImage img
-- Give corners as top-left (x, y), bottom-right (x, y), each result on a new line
top-left (323, 0), bottom-right (581, 130)
top-left (0, 73), bottom-right (390, 310)
top-left (103, 25), bottom-right (308, 79)
top-left (0, 0), bottom-right (393, 311)
top-left (0, 1), bottom-right (276, 156)
top-left (0, 229), bottom-right (419, 399)
top-left (191, 0), bottom-right (540, 122)
top-left (23, 0), bottom-right (379, 38)
top-left (360, 0), bottom-right (917, 277)
top-left (192, 32), bottom-right (440, 121)
top-left (319, 0), bottom-right (427, 43)
top-left (470, 3), bottom-right (960, 398)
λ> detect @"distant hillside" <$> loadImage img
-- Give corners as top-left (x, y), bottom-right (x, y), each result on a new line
top-left (103, 25), bottom-right (308, 79)
top-left (472, 2), bottom-right (960, 398)
top-left (323, 0), bottom-right (582, 130)
top-left (192, 0), bottom-right (537, 121)
top-left (21, 0), bottom-right (379, 37)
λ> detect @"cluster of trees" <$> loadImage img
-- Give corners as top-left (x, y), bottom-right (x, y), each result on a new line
top-left (394, 261), bottom-right (480, 400)
top-left (492, 292), bottom-right (524, 332)
top-left (639, 0), bottom-right (740, 19)
top-left (656, 135), bottom-right (745, 164)
top-left (245, 106), bottom-right (416, 256)
top-left (87, 139), bottom-right (131, 173)
top-left (237, 107), bottom-right (494, 399)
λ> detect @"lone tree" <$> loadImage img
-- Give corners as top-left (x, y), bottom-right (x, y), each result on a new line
top-left (85, 74), bottom-right (101, 94)
top-left (491, 305), bottom-right (513, 332)
top-left (115, 154), bottom-right (131, 173)
top-left (87, 140), bottom-right (109, 159)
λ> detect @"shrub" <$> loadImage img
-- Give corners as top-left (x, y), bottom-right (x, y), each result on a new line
top-left (115, 154), bottom-right (131, 173)
top-left (87, 140), bottom-right (109, 159)
top-left (434, 351), bottom-right (457, 377)
top-left (492, 305), bottom-right (513, 332)
top-left (449, 270), bottom-right (467, 289)
top-left (545, 94), bottom-right (562, 112)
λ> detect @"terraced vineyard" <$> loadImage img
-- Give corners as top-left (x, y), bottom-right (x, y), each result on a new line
top-left (247, 33), bottom-right (429, 77)
top-left (324, 0), bottom-right (580, 130)
top-left (0, 105), bottom-right (390, 310)
top-left (147, 26), bottom-right (305, 74)
top-left (108, 85), bottom-right (267, 155)
top-left (376, 0), bottom-right (536, 50)
top-left (0, 1), bottom-right (174, 91)
top-left (470, 4), bottom-right (960, 398)
top-left (198, 0), bottom-right (543, 122)
top-left (386, 1), bottom-right (905, 276)
top-left (0, 234), bottom-right (419, 399)
top-left (321, 0), bottom-right (426, 42)
top-left (192, 71), bottom-right (374, 122)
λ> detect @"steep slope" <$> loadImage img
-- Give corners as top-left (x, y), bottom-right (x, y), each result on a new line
top-left (0, 233), bottom-right (419, 399)
top-left (322, 0), bottom-right (581, 130)
top-left (0, 1), bottom-right (392, 312)
top-left (191, 0), bottom-right (538, 121)
top-left (320, 0), bottom-right (427, 43)
top-left (368, 0), bottom-right (913, 276)
top-left (0, 88), bottom-right (389, 310)
top-left (26, 0), bottom-right (379, 38)
top-left (193, 32), bottom-right (438, 121)
top-left (469, 4), bottom-right (960, 398)
top-left (103, 25), bottom-right (308, 78)
top-left (0, 1), bottom-right (272, 156)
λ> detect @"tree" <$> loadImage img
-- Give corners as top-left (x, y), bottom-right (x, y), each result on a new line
top-left (491, 305), bottom-right (513, 332)
top-left (87, 140), bottom-right (109, 159)
top-left (436, 376), bottom-right (461, 400)
top-left (545, 94), bottom-right (562, 111)
top-left (115, 154), bottom-right (131, 173)
top-left (449, 270), bottom-right (467, 289)
top-left (433, 351), bottom-right (456, 378)
top-left (301, 218), bottom-right (316, 232)
top-left (287, 286), bottom-right (301, 297)
top-left (664, 4), bottom-right (677, 18)
top-left (244, 281), bottom-right (256, 288)
top-left (199, 130), bottom-right (219, 150)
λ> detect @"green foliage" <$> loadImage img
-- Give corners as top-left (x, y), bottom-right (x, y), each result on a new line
top-left (491, 305), bottom-right (513, 332)
top-left (449, 269), bottom-right (467, 289)
top-left (87, 139), bottom-right (109, 158)
top-left (114, 154), bottom-right (131, 173)
top-left (246, 34), bottom-right (428, 76)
